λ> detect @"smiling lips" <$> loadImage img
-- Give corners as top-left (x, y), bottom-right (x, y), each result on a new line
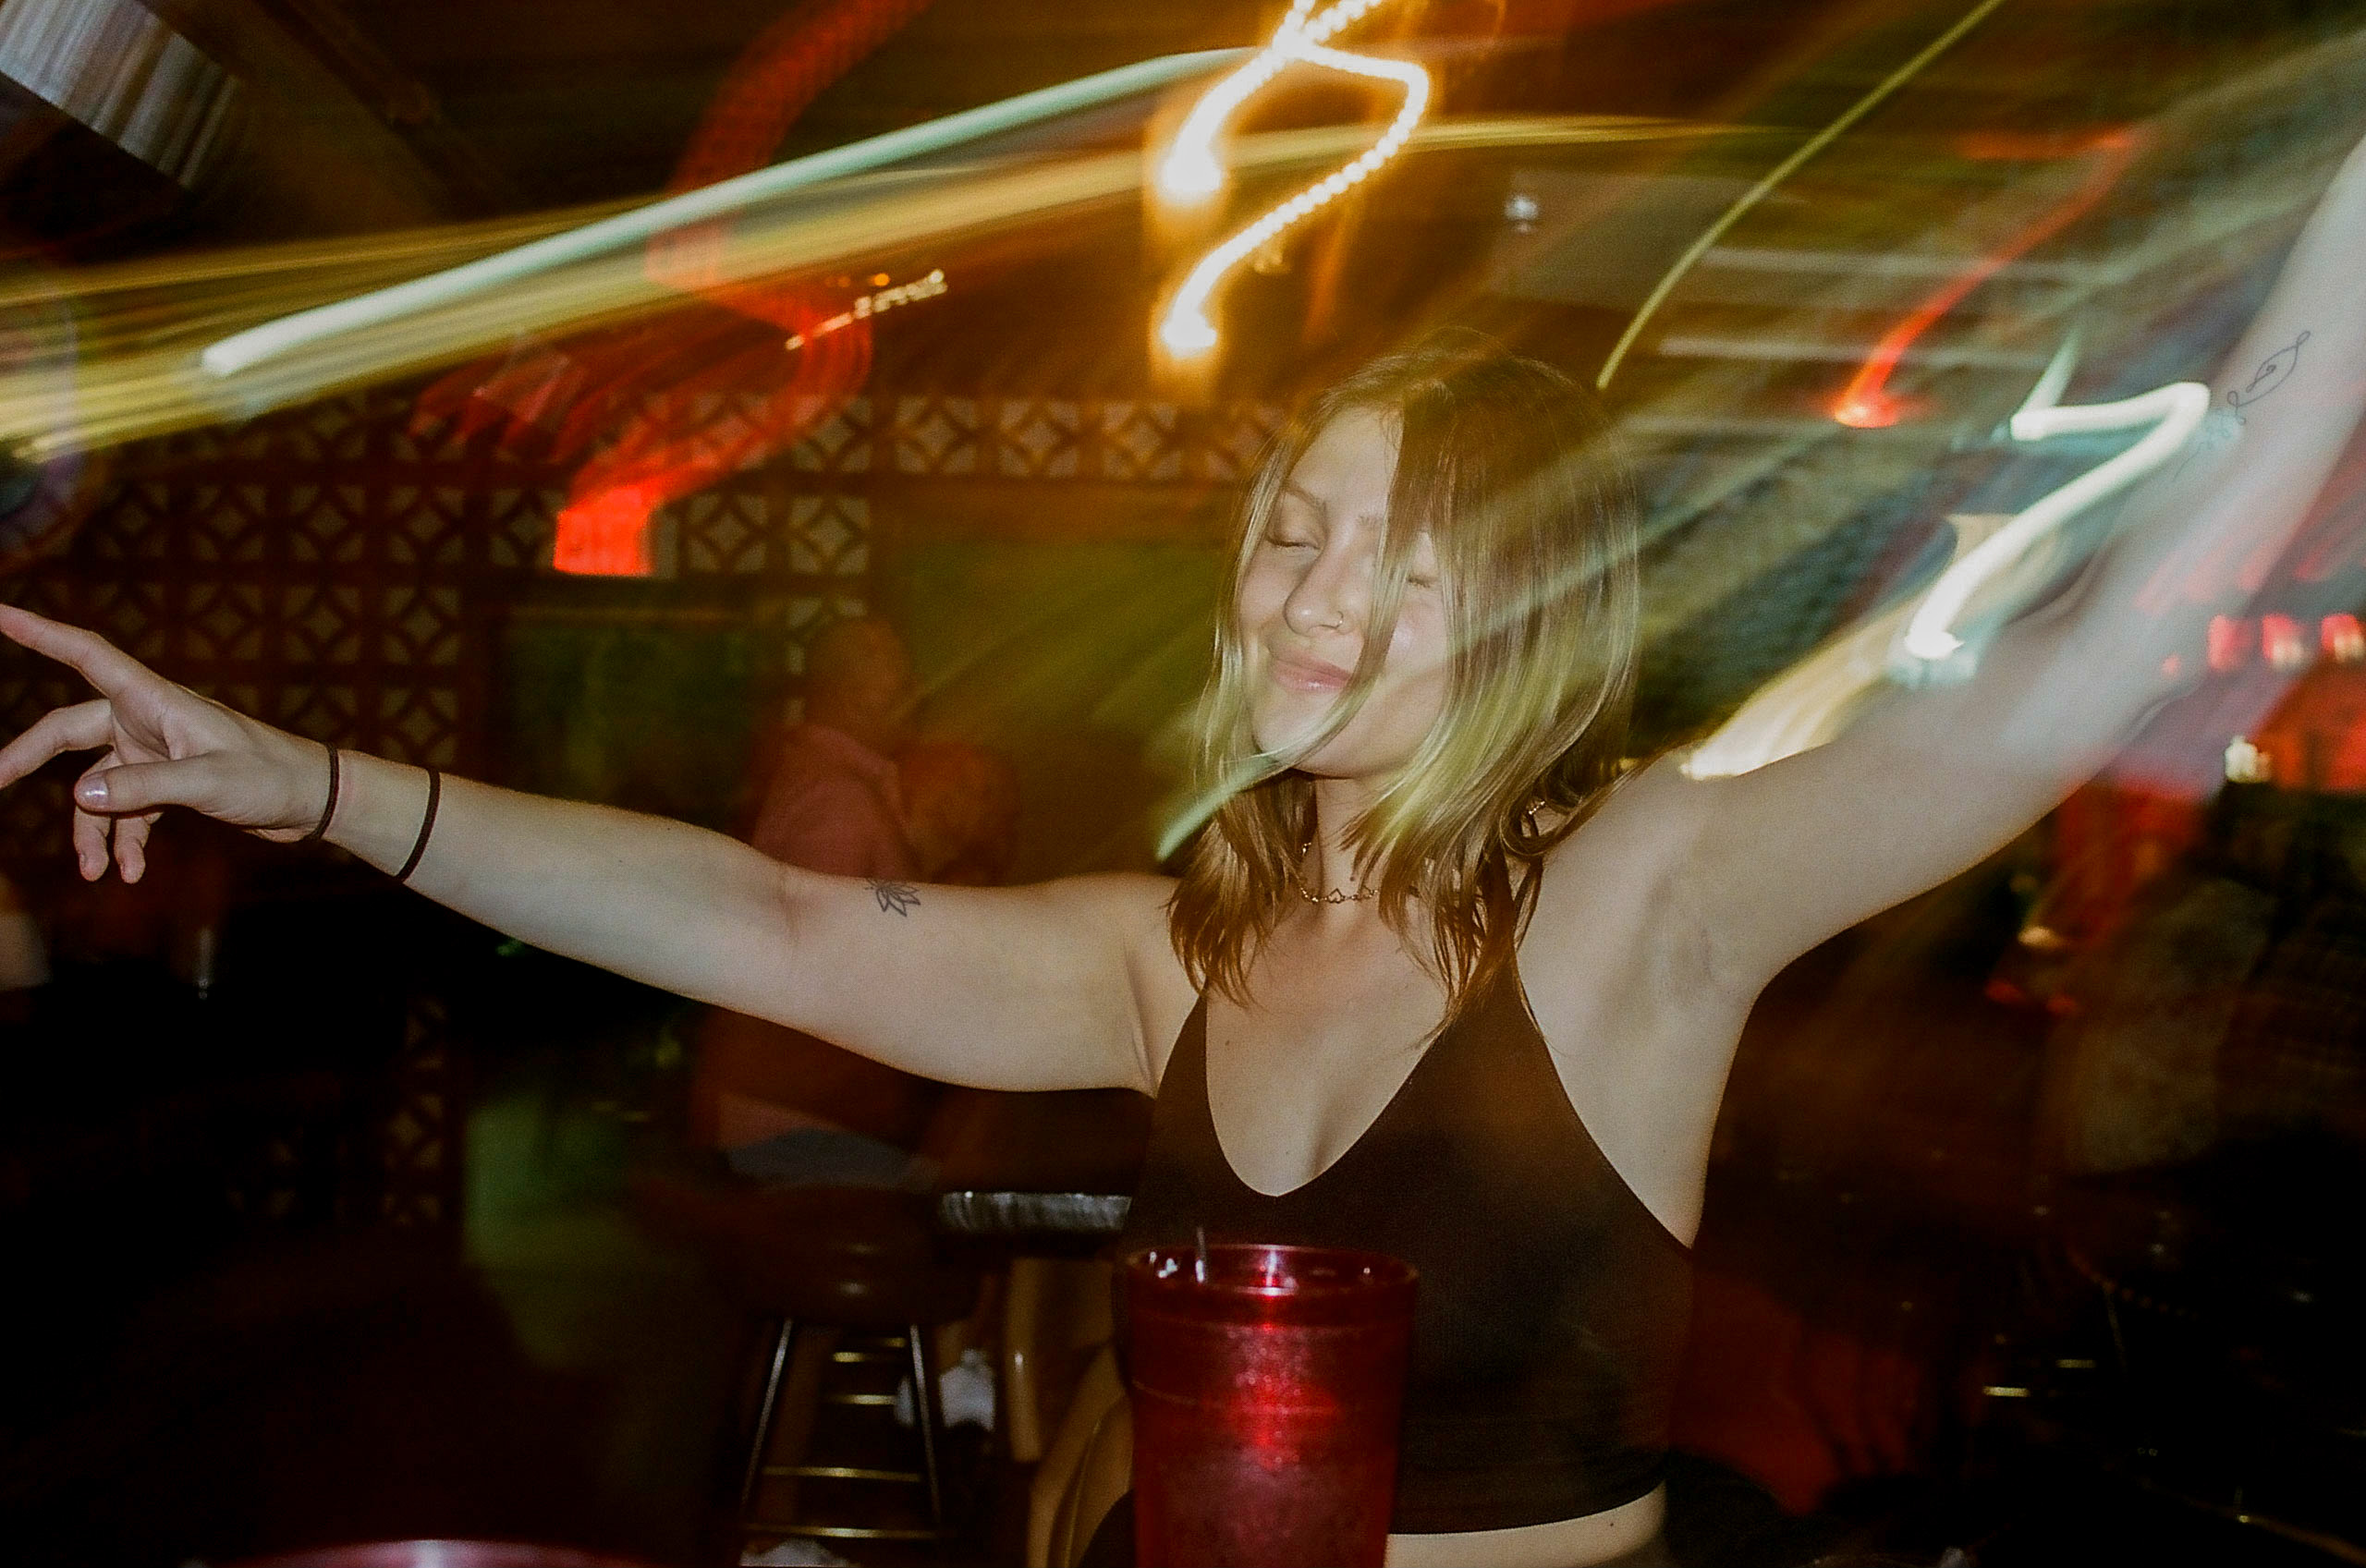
top-left (1267, 649), bottom-right (1353, 694)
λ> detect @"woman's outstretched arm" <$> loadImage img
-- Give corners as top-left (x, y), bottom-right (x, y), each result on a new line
top-left (0, 605), bottom-right (1178, 1093)
top-left (1654, 126), bottom-right (2366, 989)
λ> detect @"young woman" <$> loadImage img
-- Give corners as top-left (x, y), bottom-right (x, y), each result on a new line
top-left (6, 130), bottom-right (2366, 1568)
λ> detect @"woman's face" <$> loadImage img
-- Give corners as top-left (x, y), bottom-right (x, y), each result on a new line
top-left (1235, 407), bottom-right (1451, 781)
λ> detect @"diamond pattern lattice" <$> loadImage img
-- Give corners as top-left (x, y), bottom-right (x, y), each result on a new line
top-left (1, 387), bottom-right (1277, 878)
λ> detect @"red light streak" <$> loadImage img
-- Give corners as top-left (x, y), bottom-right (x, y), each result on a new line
top-left (551, 292), bottom-right (876, 576)
top-left (1830, 128), bottom-right (2139, 430)
top-left (414, 0), bottom-right (934, 575)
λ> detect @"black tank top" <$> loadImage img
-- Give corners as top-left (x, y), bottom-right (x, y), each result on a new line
top-left (1116, 958), bottom-right (1692, 1535)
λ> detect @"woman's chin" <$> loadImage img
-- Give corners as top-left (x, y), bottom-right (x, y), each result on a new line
top-left (1249, 704), bottom-right (1333, 762)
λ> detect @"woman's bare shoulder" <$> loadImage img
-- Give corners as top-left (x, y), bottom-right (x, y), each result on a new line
top-left (1035, 871), bottom-right (1197, 1076)
top-left (1538, 751), bottom-right (1708, 877)
top-left (1032, 869), bottom-right (1177, 921)
top-left (1527, 754), bottom-right (1724, 991)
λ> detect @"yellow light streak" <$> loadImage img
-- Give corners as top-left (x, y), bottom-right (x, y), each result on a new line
top-left (201, 49), bottom-right (1247, 380)
top-left (1593, 0), bottom-right (2011, 392)
top-left (1154, 1), bottom-right (1431, 357)
top-left (0, 115), bottom-right (1727, 463)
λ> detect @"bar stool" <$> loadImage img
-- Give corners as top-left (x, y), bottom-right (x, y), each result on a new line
top-left (649, 1179), bottom-right (982, 1549)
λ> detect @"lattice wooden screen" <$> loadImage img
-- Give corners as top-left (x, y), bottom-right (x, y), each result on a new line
top-left (2, 385), bottom-right (1279, 871)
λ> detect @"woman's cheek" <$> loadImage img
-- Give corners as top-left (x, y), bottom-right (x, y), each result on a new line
top-left (1390, 606), bottom-right (1451, 684)
top-left (1235, 565), bottom-right (1286, 634)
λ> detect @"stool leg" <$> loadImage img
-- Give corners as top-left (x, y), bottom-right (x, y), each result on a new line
top-left (741, 1317), bottom-right (797, 1513)
top-left (908, 1322), bottom-right (945, 1534)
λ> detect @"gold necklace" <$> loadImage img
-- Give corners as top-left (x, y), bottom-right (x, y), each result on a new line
top-left (1290, 858), bottom-right (1376, 905)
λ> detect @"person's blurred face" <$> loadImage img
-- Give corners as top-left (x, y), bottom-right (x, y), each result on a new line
top-left (1234, 408), bottom-right (1450, 782)
top-left (808, 619), bottom-right (917, 753)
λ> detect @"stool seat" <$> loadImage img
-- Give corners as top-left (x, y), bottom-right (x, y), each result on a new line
top-left (743, 1186), bottom-right (981, 1330)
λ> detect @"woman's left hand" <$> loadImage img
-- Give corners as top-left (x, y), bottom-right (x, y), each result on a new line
top-left (0, 605), bottom-right (338, 882)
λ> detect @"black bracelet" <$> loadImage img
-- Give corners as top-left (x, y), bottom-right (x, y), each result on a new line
top-left (394, 767), bottom-right (442, 884)
top-left (297, 746), bottom-right (340, 845)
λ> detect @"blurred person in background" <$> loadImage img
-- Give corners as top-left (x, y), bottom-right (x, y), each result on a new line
top-left (710, 614), bottom-right (935, 1180)
top-left (749, 615), bottom-right (921, 879)
top-left (7, 128), bottom-right (2366, 1568)
top-left (897, 736), bottom-right (1021, 887)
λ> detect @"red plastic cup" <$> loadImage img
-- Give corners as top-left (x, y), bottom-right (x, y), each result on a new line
top-left (1126, 1243), bottom-right (1417, 1568)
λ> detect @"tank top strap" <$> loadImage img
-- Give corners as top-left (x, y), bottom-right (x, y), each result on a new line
top-left (1155, 991), bottom-right (1213, 1106)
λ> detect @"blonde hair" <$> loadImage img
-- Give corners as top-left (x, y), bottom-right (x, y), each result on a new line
top-left (1167, 332), bottom-right (1641, 1013)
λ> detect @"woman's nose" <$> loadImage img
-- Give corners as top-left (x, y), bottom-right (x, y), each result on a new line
top-left (1283, 542), bottom-right (1366, 637)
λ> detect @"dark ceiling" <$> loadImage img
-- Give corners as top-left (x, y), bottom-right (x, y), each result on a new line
top-left (4, 0), bottom-right (2355, 256)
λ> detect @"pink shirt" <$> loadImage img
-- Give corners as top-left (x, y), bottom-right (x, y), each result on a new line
top-left (750, 722), bottom-right (919, 881)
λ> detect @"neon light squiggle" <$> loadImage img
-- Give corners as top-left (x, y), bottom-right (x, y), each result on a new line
top-left (1156, 1), bottom-right (1429, 356)
top-left (1894, 340), bottom-right (2210, 676)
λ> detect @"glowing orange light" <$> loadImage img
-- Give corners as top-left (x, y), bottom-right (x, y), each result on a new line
top-left (546, 1), bottom-right (937, 576)
top-left (553, 480), bottom-right (665, 576)
top-left (1829, 128), bottom-right (2137, 429)
top-left (2324, 614), bottom-right (2365, 663)
top-left (1155, 0), bottom-right (1429, 357)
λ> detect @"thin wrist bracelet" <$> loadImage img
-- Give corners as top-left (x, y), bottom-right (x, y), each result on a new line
top-left (297, 746), bottom-right (341, 845)
top-left (394, 767), bottom-right (442, 884)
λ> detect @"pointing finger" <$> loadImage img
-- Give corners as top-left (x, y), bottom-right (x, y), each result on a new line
top-left (0, 606), bottom-right (163, 701)
top-left (0, 700), bottom-right (114, 788)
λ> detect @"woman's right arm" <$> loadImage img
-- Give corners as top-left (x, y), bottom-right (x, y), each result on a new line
top-left (0, 605), bottom-right (1173, 1095)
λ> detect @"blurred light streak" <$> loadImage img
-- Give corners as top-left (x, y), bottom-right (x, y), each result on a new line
top-left (1593, 0), bottom-right (2011, 392)
top-left (1154, 0), bottom-right (1400, 202)
top-left (0, 0), bottom-right (239, 185)
top-left (1619, 28), bottom-right (2366, 701)
top-left (1895, 345), bottom-right (2210, 675)
top-left (555, 0), bottom-right (935, 575)
top-left (1155, 1), bottom-right (1430, 357)
top-left (782, 268), bottom-right (947, 349)
top-left (546, 273), bottom-right (945, 575)
top-left (1831, 129), bottom-right (2138, 431)
top-left (1698, 246), bottom-right (2096, 284)
top-left (1684, 514), bottom-right (2007, 779)
top-left (201, 47), bottom-right (1249, 380)
top-left (0, 114), bottom-right (1714, 464)
top-left (2324, 614), bottom-right (2364, 663)
top-left (1660, 335), bottom-right (2049, 371)
top-left (665, 0), bottom-right (940, 208)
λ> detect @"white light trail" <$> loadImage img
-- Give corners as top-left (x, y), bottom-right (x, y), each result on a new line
top-left (1684, 514), bottom-right (2008, 779)
top-left (1155, 0), bottom-right (1430, 357)
top-left (1894, 337), bottom-right (2210, 675)
top-left (201, 47), bottom-right (1247, 379)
